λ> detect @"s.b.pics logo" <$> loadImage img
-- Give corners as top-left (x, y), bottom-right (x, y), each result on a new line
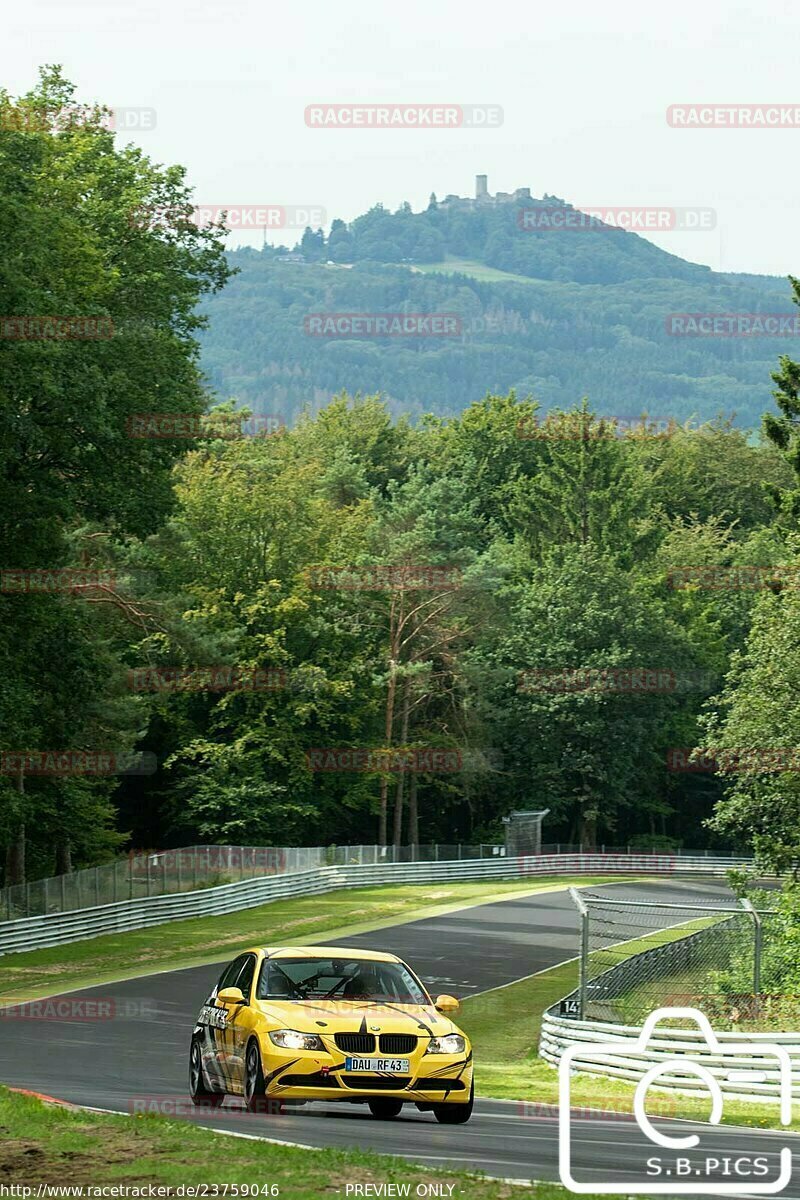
top-left (558, 1007), bottom-right (792, 1194)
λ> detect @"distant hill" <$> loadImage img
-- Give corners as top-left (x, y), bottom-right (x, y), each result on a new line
top-left (198, 183), bottom-right (799, 427)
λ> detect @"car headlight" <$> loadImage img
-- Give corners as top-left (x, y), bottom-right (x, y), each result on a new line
top-left (425, 1034), bottom-right (466, 1055)
top-left (269, 1029), bottom-right (325, 1050)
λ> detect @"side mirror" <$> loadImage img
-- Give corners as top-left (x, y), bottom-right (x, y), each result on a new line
top-left (435, 993), bottom-right (460, 1014)
top-left (217, 986), bottom-right (246, 1006)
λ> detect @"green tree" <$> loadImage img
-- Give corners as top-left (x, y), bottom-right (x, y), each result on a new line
top-left (0, 67), bottom-right (230, 882)
top-left (763, 276), bottom-right (800, 521)
top-left (471, 545), bottom-right (700, 846)
top-left (502, 401), bottom-right (656, 565)
top-left (702, 574), bottom-right (800, 872)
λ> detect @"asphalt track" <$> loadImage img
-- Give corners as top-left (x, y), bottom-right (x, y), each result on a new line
top-left (2, 875), bottom-right (799, 1195)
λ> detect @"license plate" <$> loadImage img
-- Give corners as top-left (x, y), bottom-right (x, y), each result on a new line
top-left (344, 1056), bottom-right (410, 1073)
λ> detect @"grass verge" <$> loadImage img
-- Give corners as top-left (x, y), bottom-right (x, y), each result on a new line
top-left (0, 1086), bottom-right (607, 1197)
top-left (409, 257), bottom-right (539, 284)
top-left (0, 875), bottom-right (634, 1002)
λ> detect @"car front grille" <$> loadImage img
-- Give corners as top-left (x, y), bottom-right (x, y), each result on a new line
top-left (378, 1034), bottom-right (417, 1054)
top-left (334, 1032), bottom-right (376, 1053)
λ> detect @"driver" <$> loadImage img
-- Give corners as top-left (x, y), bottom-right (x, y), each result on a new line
top-left (342, 970), bottom-right (381, 999)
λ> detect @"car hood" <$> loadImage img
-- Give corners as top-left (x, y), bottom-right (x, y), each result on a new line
top-left (252, 998), bottom-right (462, 1037)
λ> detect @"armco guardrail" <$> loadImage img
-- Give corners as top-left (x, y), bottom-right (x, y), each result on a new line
top-left (0, 851), bottom-right (749, 956)
top-left (0, 843), bottom-right (749, 921)
top-left (540, 1008), bottom-right (800, 1102)
top-left (0, 842), bottom-right (506, 921)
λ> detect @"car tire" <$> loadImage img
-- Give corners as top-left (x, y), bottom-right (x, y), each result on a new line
top-left (433, 1080), bottom-right (474, 1125)
top-left (244, 1039), bottom-right (281, 1114)
top-left (368, 1098), bottom-right (404, 1119)
top-left (189, 1038), bottom-right (224, 1108)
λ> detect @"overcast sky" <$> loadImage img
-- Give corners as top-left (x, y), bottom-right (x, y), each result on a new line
top-left (4, 0), bottom-right (799, 276)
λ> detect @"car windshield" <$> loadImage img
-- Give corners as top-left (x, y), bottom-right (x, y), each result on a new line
top-left (256, 956), bottom-right (429, 1003)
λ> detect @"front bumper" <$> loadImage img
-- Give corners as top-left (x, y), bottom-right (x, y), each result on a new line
top-left (260, 1043), bottom-right (474, 1103)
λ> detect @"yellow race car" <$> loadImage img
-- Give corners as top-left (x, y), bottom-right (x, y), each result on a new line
top-left (189, 945), bottom-right (474, 1123)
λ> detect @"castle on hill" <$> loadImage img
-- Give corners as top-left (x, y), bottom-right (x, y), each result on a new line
top-left (435, 175), bottom-right (533, 210)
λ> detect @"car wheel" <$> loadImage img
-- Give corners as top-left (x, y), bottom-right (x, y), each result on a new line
top-left (433, 1080), bottom-right (474, 1125)
top-left (189, 1038), bottom-right (224, 1108)
top-left (244, 1039), bottom-right (278, 1114)
top-left (368, 1098), bottom-right (404, 1119)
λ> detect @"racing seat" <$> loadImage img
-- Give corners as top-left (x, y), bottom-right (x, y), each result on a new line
top-left (263, 969), bottom-right (294, 998)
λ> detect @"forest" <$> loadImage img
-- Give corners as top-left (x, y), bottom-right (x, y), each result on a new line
top-left (4, 70), bottom-right (800, 887)
top-left (197, 210), bottom-right (800, 428)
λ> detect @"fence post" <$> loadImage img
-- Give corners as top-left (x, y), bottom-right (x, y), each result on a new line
top-left (740, 897), bottom-right (762, 1011)
top-left (95, 867), bottom-right (100, 906)
top-left (146, 855), bottom-right (151, 897)
top-left (569, 887), bottom-right (589, 1020)
top-left (61, 872), bottom-right (66, 912)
